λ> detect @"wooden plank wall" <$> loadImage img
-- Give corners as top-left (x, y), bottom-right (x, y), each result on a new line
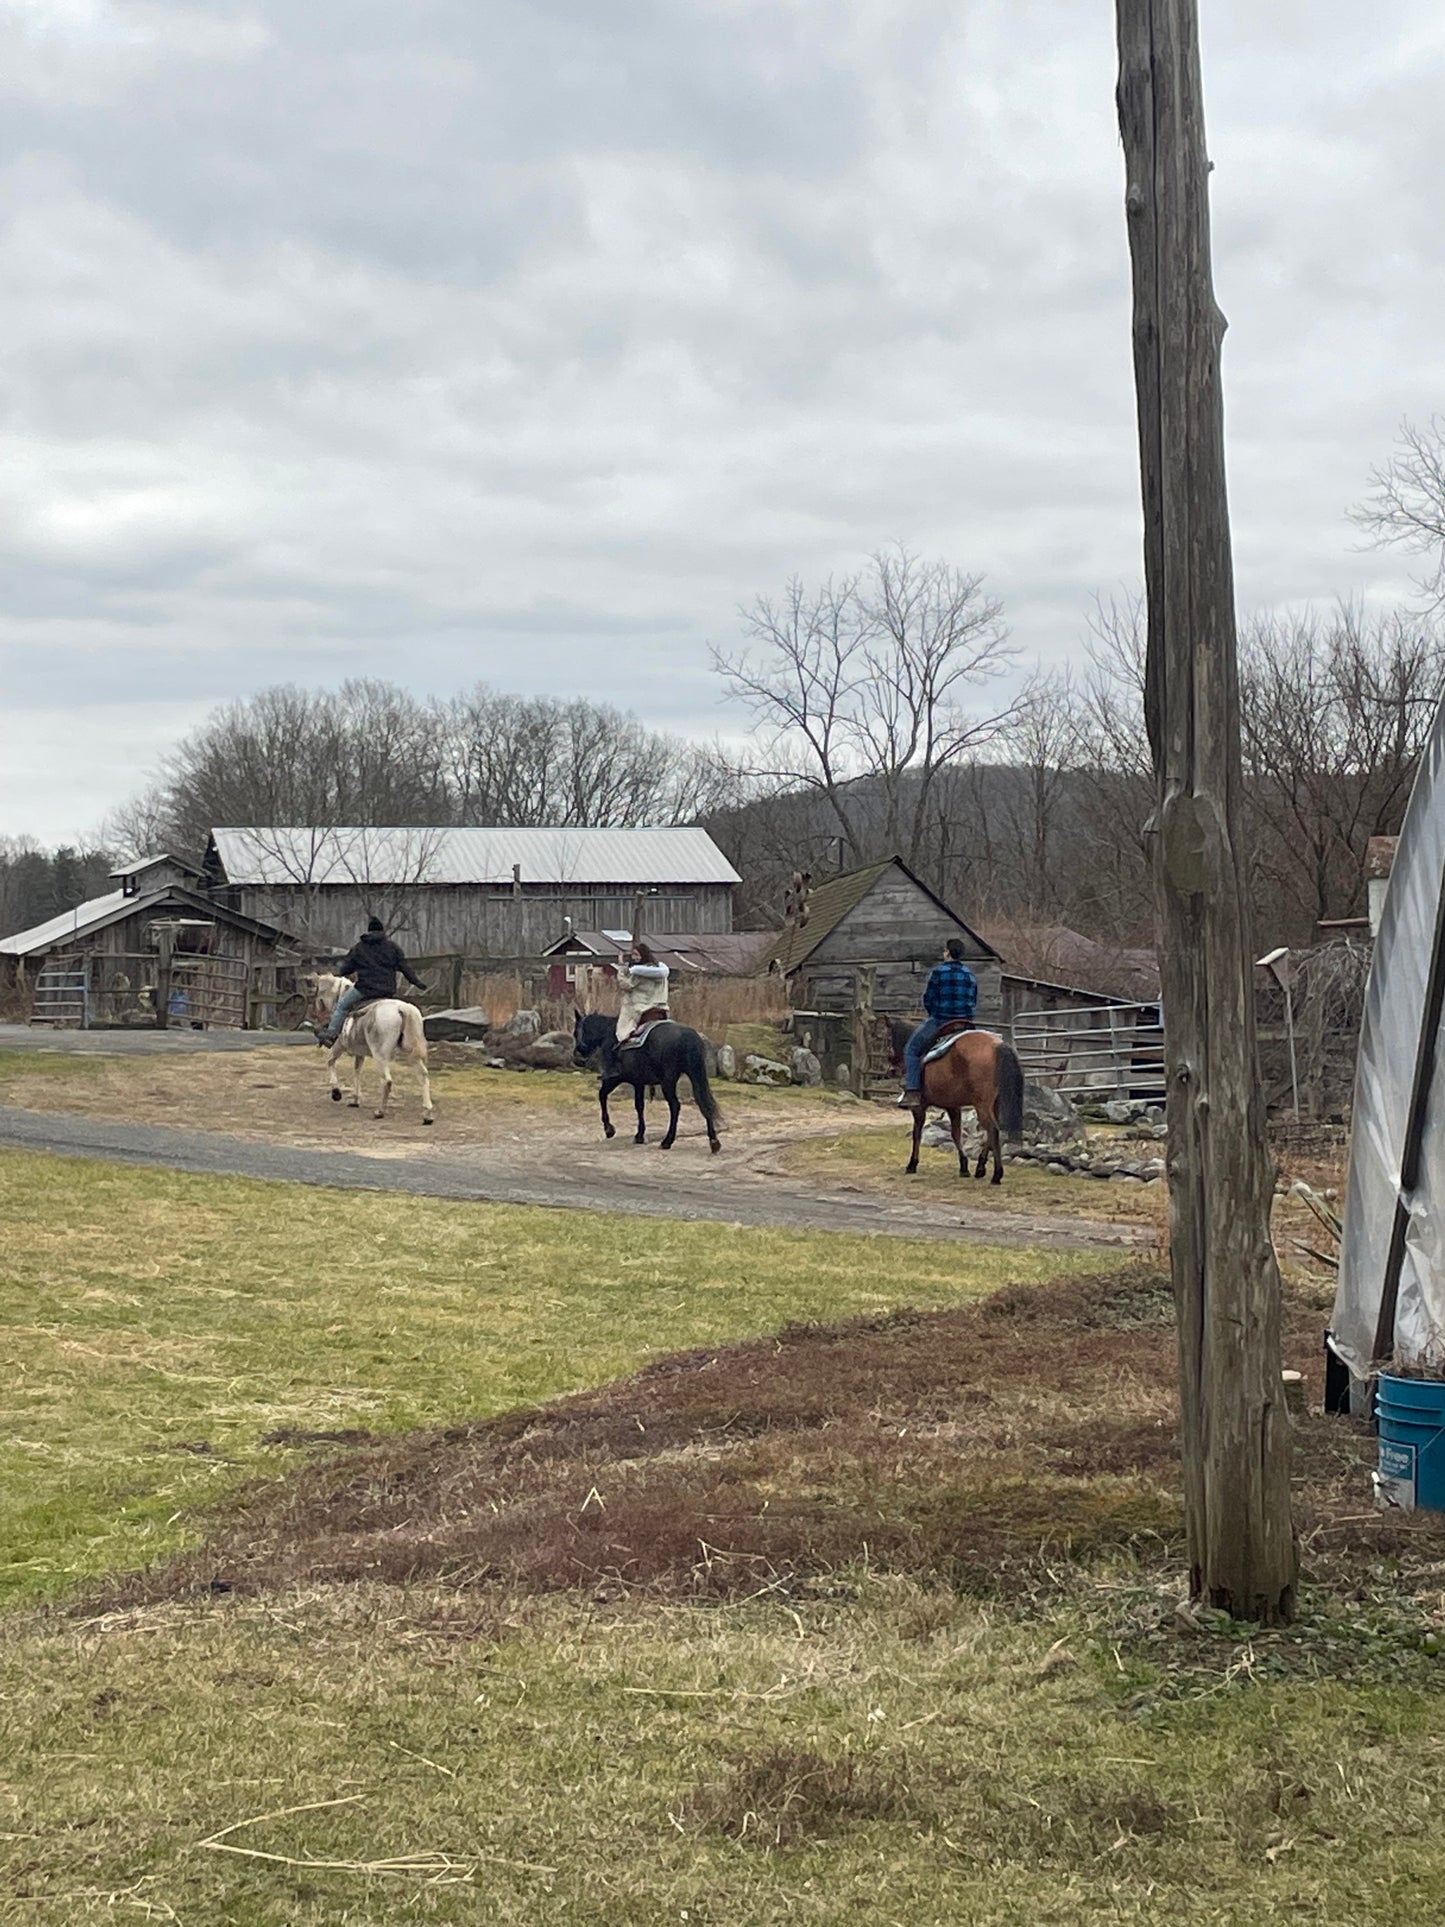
top-left (807, 869), bottom-right (995, 967)
top-left (226, 884), bottom-right (736, 956)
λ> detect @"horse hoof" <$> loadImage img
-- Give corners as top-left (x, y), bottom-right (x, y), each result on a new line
top-left (373, 1110), bottom-right (386, 1120)
top-left (660, 1140), bottom-right (674, 1151)
top-left (330, 1088), bottom-right (342, 1103)
top-left (991, 1172), bottom-right (1003, 1186)
top-left (604, 1126), bottom-right (616, 1140)
top-left (347, 1099), bottom-right (360, 1109)
top-left (423, 1116), bottom-right (435, 1126)
top-left (709, 1139), bottom-right (721, 1155)
top-left (905, 1163), bottom-right (919, 1176)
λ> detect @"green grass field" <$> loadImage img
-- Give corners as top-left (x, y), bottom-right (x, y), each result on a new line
top-left (3, 1146), bottom-right (1443, 1925)
top-left (0, 1147), bottom-right (1089, 1605)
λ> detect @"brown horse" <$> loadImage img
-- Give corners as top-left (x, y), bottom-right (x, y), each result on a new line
top-left (892, 1022), bottom-right (1024, 1183)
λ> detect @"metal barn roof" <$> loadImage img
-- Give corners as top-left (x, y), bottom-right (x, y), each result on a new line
top-left (0, 885), bottom-right (294, 958)
top-left (0, 889), bottom-right (130, 957)
top-left (209, 827), bottom-right (741, 889)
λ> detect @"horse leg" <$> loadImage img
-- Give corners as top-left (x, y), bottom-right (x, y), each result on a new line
top-left (633, 1078), bottom-right (647, 1145)
top-left (416, 1056), bottom-right (435, 1125)
top-left (327, 1040), bottom-right (346, 1103)
top-left (949, 1108), bottom-right (967, 1178)
top-left (659, 1077), bottom-right (681, 1150)
top-left (598, 1075), bottom-right (621, 1139)
top-left (374, 1046), bottom-right (394, 1119)
top-left (905, 1093), bottom-right (925, 1174)
top-left (975, 1099), bottom-right (999, 1182)
top-left (348, 1045), bottom-right (364, 1109)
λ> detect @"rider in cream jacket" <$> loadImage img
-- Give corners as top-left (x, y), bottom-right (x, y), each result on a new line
top-left (614, 941), bottom-right (670, 1044)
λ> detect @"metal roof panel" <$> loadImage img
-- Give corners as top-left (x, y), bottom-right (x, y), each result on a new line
top-left (210, 827), bottom-right (740, 888)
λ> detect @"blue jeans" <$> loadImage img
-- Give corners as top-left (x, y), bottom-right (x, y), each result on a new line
top-left (904, 1016), bottom-right (945, 1090)
top-left (322, 983), bottom-right (363, 1042)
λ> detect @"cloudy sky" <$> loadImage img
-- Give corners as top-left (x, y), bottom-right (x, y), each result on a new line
top-left (2, 0), bottom-right (1441, 843)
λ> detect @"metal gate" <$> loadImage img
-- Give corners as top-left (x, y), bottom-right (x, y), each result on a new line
top-left (166, 953), bottom-right (249, 1028)
top-left (32, 960), bottom-right (89, 1027)
top-left (1012, 1003), bottom-right (1165, 1104)
top-left (41, 952), bottom-right (254, 1031)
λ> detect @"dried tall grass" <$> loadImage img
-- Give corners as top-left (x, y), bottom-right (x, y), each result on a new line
top-left (455, 968), bottom-right (789, 1042)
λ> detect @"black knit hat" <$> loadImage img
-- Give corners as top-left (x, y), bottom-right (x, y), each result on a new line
top-left (366, 916), bottom-right (385, 934)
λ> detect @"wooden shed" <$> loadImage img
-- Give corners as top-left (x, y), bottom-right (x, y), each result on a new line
top-left (0, 854), bottom-right (299, 1029)
top-left (767, 858), bottom-right (1003, 1089)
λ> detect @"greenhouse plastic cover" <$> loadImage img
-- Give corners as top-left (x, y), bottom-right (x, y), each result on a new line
top-left (1334, 695), bottom-right (1445, 1376)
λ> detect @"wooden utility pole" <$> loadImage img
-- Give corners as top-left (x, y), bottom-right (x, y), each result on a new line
top-left (1115, 0), bottom-right (1296, 1622)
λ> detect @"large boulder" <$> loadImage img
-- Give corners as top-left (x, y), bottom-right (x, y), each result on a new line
top-left (423, 1007), bottom-right (492, 1044)
top-left (715, 1043), bottom-right (737, 1081)
top-left (515, 1030), bottom-right (576, 1070)
top-left (1021, 1080), bottom-right (1086, 1147)
top-left (742, 1054), bottom-right (793, 1086)
top-left (921, 1111), bottom-right (984, 1156)
top-left (500, 1008), bottom-right (542, 1040)
top-left (790, 1046), bottom-right (823, 1087)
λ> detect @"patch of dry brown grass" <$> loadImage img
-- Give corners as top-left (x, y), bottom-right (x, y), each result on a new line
top-left (92, 1258), bottom-right (1443, 1631)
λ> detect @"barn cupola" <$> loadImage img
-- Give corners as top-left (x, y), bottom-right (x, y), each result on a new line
top-left (108, 854), bottom-right (204, 900)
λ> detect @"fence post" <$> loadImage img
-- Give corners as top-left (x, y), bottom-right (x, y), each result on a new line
top-left (155, 927), bottom-right (173, 1031)
top-left (850, 967), bottom-right (875, 1094)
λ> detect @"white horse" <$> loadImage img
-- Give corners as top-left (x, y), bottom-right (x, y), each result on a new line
top-left (305, 972), bottom-right (435, 1125)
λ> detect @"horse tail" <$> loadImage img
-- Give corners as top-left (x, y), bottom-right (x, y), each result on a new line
top-left (401, 1002), bottom-right (428, 1057)
top-left (995, 1040), bottom-right (1025, 1138)
top-left (685, 1033), bottom-right (722, 1131)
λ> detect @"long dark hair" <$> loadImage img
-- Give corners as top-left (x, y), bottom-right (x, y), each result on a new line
top-left (633, 940), bottom-right (657, 966)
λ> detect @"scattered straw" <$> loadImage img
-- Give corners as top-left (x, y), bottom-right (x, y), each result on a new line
top-left (196, 1793), bottom-right (555, 1883)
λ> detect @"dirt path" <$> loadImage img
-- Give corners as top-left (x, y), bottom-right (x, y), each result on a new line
top-left (0, 1039), bottom-right (1150, 1251)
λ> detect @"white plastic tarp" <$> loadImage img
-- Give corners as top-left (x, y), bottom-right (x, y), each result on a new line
top-left (1334, 694), bottom-right (1445, 1376)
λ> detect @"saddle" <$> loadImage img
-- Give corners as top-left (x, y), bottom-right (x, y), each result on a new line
top-left (619, 1008), bottom-right (670, 1051)
top-left (920, 1018), bottom-right (974, 1068)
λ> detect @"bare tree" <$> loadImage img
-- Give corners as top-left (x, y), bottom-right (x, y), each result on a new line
top-left (1067, 591), bottom-right (1156, 938)
top-left (1241, 606), bottom-right (1445, 937)
top-left (712, 545), bottom-right (1017, 870)
top-left (123, 683), bottom-right (452, 855)
top-left (440, 687), bottom-right (721, 829)
top-left (0, 837), bottom-right (114, 936)
top-left (1353, 417), bottom-right (1445, 603)
top-left (990, 669), bottom-right (1087, 916)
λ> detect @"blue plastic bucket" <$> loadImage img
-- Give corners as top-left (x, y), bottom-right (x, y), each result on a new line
top-left (1376, 1374), bottom-right (1445, 1514)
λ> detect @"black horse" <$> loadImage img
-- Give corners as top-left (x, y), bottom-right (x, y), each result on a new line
top-left (573, 1011), bottom-right (723, 1153)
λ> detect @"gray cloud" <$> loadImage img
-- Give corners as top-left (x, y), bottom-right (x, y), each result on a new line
top-left (1, 0), bottom-right (1439, 838)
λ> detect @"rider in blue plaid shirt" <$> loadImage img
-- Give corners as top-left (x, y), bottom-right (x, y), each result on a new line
top-left (900, 938), bottom-right (978, 1105)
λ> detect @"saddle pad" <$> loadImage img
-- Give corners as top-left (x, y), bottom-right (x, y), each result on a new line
top-left (921, 1024), bottom-right (996, 1068)
top-left (921, 1033), bottom-right (962, 1068)
top-left (620, 1018), bottom-right (668, 1051)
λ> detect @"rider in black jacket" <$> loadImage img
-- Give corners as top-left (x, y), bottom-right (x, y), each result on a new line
top-left (316, 917), bottom-right (426, 1044)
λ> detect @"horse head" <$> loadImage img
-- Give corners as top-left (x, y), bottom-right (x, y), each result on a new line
top-left (304, 971), bottom-right (344, 1022)
top-left (573, 1008), bottom-right (615, 1069)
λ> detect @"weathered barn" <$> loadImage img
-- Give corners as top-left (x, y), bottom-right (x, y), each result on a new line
top-left (0, 854), bottom-right (298, 1029)
top-left (202, 827), bottom-right (740, 957)
top-left (768, 858), bottom-right (1003, 1088)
